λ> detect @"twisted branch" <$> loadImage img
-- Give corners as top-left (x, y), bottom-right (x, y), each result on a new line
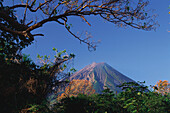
top-left (0, 0), bottom-right (158, 50)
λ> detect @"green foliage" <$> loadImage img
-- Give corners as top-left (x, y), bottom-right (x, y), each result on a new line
top-left (0, 48), bottom-right (75, 112)
top-left (116, 81), bottom-right (170, 113)
top-left (53, 82), bottom-right (170, 113)
top-left (92, 87), bottom-right (125, 113)
top-left (0, 3), bottom-right (33, 60)
top-left (21, 100), bottom-right (51, 113)
top-left (53, 94), bottom-right (96, 113)
top-left (0, 11), bottom-right (75, 110)
top-left (0, 54), bottom-right (51, 112)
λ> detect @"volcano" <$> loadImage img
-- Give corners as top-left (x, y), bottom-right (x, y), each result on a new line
top-left (70, 62), bottom-right (135, 93)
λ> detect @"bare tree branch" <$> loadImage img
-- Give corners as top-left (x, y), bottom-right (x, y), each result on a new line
top-left (23, 0), bottom-right (29, 24)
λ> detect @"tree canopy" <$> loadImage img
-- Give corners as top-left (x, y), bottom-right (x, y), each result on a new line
top-left (0, 0), bottom-right (158, 50)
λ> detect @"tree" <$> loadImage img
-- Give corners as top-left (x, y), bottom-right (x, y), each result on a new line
top-left (0, 47), bottom-right (74, 112)
top-left (0, 1), bottom-right (75, 112)
top-left (116, 82), bottom-right (170, 113)
top-left (54, 82), bottom-right (170, 113)
top-left (154, 80), bottom-right (170, 95)
top-left (57, 79), bottom-right (95, 101)
top-left (0, 0), bottom-right (157, 50)
top-left (0, 0), bottom-right (158, 112)
top-left (0, 0), bottom-right (33, 60)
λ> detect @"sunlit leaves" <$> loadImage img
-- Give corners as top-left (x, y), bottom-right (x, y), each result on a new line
top-left (37, 48), bottom-right (75, 71)
top-left (57, 79), bottom-right (95, 101)
top-left (155, 80), bottom-right (170, 95)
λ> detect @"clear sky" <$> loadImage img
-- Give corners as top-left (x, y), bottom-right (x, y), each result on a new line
top-left (5, 0), bottom-right (170, 86)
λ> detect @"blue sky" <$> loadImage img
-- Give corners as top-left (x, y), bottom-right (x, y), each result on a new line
top-left (5, 0), bottom-right (170, 86)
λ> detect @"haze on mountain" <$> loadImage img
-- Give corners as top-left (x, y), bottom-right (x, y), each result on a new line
top-left (70, 62), bottom-right (135, 93)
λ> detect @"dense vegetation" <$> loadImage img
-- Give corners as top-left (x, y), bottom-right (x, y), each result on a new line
top-left (52, 81), bottom-right (170, 113)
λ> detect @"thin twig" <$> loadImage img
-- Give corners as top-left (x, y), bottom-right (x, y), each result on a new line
top-left (23, 0), bottom-right (29, 24)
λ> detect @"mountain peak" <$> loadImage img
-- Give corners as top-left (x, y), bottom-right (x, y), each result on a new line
top-left (79, 62), bottom-right (105, 72)
top-left (90, 62), bottom-right (106, 66)
top-left (90, 62), bottom-right (97, 67)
